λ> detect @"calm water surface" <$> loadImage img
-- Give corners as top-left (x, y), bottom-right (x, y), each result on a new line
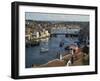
top-left (26, 35), bottom-right (78, 68)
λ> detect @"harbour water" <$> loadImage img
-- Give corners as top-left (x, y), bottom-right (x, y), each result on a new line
top-left (25, 34), bottom-right (78, 68)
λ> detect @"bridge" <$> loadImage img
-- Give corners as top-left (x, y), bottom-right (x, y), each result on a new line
top-left (50, 27), bottom-right (80, 36)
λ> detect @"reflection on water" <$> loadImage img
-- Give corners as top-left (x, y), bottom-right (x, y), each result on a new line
top-left (26, 35), bottom-right (78, 68)
top-left (40, 38), bottom-right (49, 52)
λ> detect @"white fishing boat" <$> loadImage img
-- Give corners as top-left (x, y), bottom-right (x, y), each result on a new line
top-left (40, 47), bottom-right (49, 52)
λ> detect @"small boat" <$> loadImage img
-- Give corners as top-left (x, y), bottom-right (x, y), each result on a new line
top-left (40, 47), bottom-right (49, 53)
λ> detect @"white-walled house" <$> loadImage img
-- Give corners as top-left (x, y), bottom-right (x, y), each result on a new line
top-left (25, 34), bottom-right (31, 40)
top-left (32, 32), bottom-right (39, 38)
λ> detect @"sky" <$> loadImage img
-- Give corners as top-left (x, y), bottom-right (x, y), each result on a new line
top-left (25, 12), bottom-right (89, 22)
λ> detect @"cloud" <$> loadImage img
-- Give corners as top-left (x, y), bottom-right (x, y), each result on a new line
top-left (25, 12), bottom-right (89, 22)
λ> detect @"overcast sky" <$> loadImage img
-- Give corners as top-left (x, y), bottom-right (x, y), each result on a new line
top-left (25, 12), bottom-right (89, 22)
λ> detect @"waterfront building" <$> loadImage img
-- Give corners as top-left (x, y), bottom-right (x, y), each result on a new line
top-left (25, 34), bottom-right (31, 40)
top-left (67, 60), bottom-right (71, 66)
top-left (32, 31), bottom-right (39, 39)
